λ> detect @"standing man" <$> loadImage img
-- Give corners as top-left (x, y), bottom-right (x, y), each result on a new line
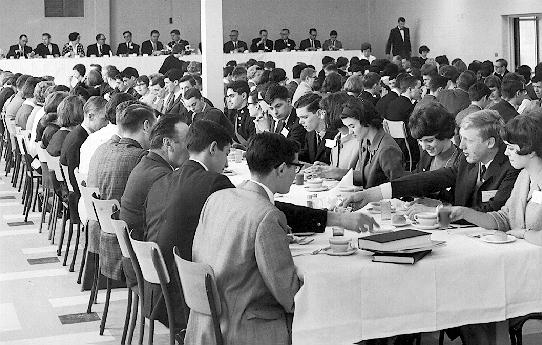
top-left (250, 29), bottom-right (273, 52)
top-left (86, 34), bottom-right (112, 57)
top-left (385, 17), bottom-right (411, 59)
top-left (117, 31), bottom-right (140, 56)
top-left (33, 33), bottom-right (60, 57)
top-left (322, 30), bottom-right (342, 51)
top-left (141, 30), bottom-right (164, 56)
top-left (223, 29), bottom-right (248, 53)
top-left (299, 28), bottom-right (321, 51)
top-left (7, 35), bottom-right (33, 59)
top-left (274, 28), bottom-right (296, 52)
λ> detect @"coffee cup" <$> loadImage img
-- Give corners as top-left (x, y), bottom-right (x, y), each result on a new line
top-left (414, 212), bottom-right (438, 226)
top-left (295, 173), bottom-right (304, 185)
top-left (306, 178), bottom-right (323, 188)
top-left (329, 236), bottom-right (350, 253)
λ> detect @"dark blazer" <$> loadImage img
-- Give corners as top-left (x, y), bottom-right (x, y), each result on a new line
top-left (141, 40), bottom-right (164, 55)
top-left (116, 42), bottom-right (140, 56)
top-left (299, 130), bottom-right (336, 164)
top-left (489, 99), bottom-right (519, 123)
top-left (272, 107), bottom-right (307, 147)
top-left (189, 104), bottom-right (234, 137)
top-left (228, 106), bottom-right (256, 146)
top-left (385, 27), bottom-right (411, 57)
top-left (250, 38), bottom-right (273, 52)
top-left (526, 83), bottom-right (538, 100)
top-left (7, 45), bottom-right (33, 58)
top-left (359, 91), bottom-right (380, 107)
top-left (163, 92), bottom-right (188, 117)
top-left (322, 39), bottom-right (343, 51)
top-left (0, 87), bottom-right (15, 113)
top-left (385, 95), bottom-right (414, 122)
top-left (299, 38), bottom-right (321, 51)
top-left (274, 39), bottom-right (296, 51)
top-left (34, 43), bottom-right (60, 57)
top-left (46, 128), bottom-right (71, 157)
top-left (391, 145), bottom-right (519, 212)
top-left (437, 88), bottom-right (470, 116)
top-left (86, 43), bottom-right (112, 57)
top-left (59, 125), bottom-right (89, 196)
top-left (493, 70), bottom-right (509, 81)
top-left (375, 91), bottom-right (398, 118)
top-left (223, 40), bottom-right (248, 53)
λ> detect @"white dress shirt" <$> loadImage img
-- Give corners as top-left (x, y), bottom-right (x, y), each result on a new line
top-left (249, 179), bottom-right (275, 204)
top-left (78, 123), bottom-right (119, 178)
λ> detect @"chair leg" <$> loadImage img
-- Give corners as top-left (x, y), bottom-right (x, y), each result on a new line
top-left (69, 222), bottom-right (81, 272)
top-left (139, 298), bottom-right (145, 345)
top-left (99, 278), bottom-right (112, 335)
top-left (86, 259), bottom-right (99, 313)
top-left (121, 289), bottom-right (133, 345)
top-left (38, 187), bottom-right (48, 233)
top-left (48, 195), bottom-right (57, 241)
top-left (77, 222), bottom-right (89, 284)
top-left (21, 176), bottom-right (28, 205)
top-left (32, 179), bottom-right (40, 212)
top-left (63, 219), bottom-right (74, 266)
top-left (147, 319), bottom-right (154, 345)
top-left (56, 206), bottom-right (68, 256)
top-left (127, 292), bottom-right (139, 345)
top-left (438, 330), bottom-right (445, 345)
top-left (51, 198), bottom-right (61, 244)
top-left (18, 163), bottom-right (25, 191)
top-left (23, 179), bottom-right (32, 221)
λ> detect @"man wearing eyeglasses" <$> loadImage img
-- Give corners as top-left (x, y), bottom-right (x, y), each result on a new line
top-left (274, 28), bottom-right (296, 52)
top-left (33, 33), bottom-right (60, 58)
top-left (223, 29), bottom-right (248, 53)
top-left (489, 73), bottom-right (526, 123)
top-left (86, 33), bottom-right (112, 57)
top-left (299, 28), bottom-right (321, 51)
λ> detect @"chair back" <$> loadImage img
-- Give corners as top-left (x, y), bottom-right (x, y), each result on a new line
top-left (383, 119), bottom-right (407, 139)
top-left (36, 145), bottom-right (51, 188)
top-left (60, 164), bottom-right (74, 192)
top-left (80, 186), bottom-right (99, 222)
top-left (111, 219), bottom-right (132, 259)
top-left (92, 197), bottom-right (120, 235)
top-left (129, 235), bottom-right (170, 285)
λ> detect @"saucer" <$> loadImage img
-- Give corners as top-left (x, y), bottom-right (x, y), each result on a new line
top-left (307, 186), bottom-right (328, 192)
top-left (392, 220), bottom-right (412, 227)
top-left (480, 234), bottom-right (517, 244)
top-left (413, 223), bottom-right (440, 230)
top-left (337, 186), bottom-right (363, 192)
top-left (323, 247), bottom-right (358, 256)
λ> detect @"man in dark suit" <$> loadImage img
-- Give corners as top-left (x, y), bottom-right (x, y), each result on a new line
top-left (116, 31), bottom-right (140, 56)
top-left (359, 72), bottom-right (382, 107)
top-left (265, 84), bottom-right (307, 147)
top-left (226, 80), bottom-right (256, 147)
top-left (0, 75), bottom-right (16, 112)
top-left (489, 73), bottom-right (526, 123)
top-left (299, 28), bottom-right (321, 51)
top-left (385, 17), bottom-right (411, 58)
top-left (385, 75), bottom-right (420, 122)
top-left (6, 34), bottom-right (32, 59)
top-left (223, 29), bottom-right (248, 53)
top-left (141, 30), bottom-right (164, 55)
top-left (274, 28), bottom-right (296, 52)
top-left (493, 59), bottom-right (509, 81)
top-left (250, 29), bottom-right (273, 52)
top-left (168, 29), bottom-right (189, 52)
top-left (183, 88), bottom-right (234, 136)
top-left (437, 71), bottom-right (476, 117)
top-left (163, 69), bottom-right (189, 117)
top-left (33, 33), bottom-right (60, 57)
top-left (86, 33), bottom-right (112, 57)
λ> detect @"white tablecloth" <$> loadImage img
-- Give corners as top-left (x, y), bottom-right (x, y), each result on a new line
top-left (226, 160), bottom-right (542, 344)
top-left (0, 50), bottom-right (360, 86)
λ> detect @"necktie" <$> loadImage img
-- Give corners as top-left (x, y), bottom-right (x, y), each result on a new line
top-left (98, 45), bottom-right (101, 56)
top-left (166, 93), bottom-right (175, 111)
top-left (275, 120), bottom-right (285, 134)
top-left (311, 39), bottom-right (314, 48)
top-left (233, 41), bottom-right (237, 49)
top-left (285, 40), bottom-right (288, 46)
top-left (480, 164), bottom-right (487, 182)
top-left (332, 40), bottom-right (335, 47)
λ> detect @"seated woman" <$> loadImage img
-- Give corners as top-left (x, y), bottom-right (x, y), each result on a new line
top-left (484, 75), bottom-right (502, 108)
top-left (135, 75), bottom-right (153, 104)
top-left (85, 70), bottom-right (104, 97)
top-left (451, 112), bottom-right (542, 246)
top-left (320, 72), bottom-right (343, 94)
top-left (45, 95), bottom-right (84, 156)
top-left (342, 75), bottom-right (363, 97)
top-left (317, 96), bottom-right (405, 188)
top-left (37, 91), bottom-right (69, 148)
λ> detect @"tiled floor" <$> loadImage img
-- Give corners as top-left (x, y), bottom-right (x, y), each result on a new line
top-left (0, 160), bottom-right (541, 345)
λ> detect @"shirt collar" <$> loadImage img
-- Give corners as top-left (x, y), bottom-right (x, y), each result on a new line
top-left (249, 179), bottom-right (275, 204)
top-left (190, 158), bottom-right (208, 171)
top-left (81, 123), bottom-right (92, 135)
top-left (482, 159), bottom-right (493, 170)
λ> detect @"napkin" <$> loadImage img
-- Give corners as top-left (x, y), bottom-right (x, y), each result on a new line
top-left (335, 169), bottom-right (354, 189)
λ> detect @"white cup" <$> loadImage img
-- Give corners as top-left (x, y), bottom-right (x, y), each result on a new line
top-left (414, 212), bottom-right (438, 226)
top-left (329, 237), bottom-right (351, 253)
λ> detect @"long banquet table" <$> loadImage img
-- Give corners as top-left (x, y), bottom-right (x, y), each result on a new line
top-left (227, 160), bottom-right (542, 345)
top-left (0, 50), bottom-right (360, 86)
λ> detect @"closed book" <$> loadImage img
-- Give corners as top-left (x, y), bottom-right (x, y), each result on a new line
top-left (358, 229), bottom-right (432, 252)
top-left (372, 250), bottom-right (431, 264)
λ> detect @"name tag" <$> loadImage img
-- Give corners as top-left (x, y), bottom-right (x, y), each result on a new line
top-left (482, 190), bottom-right (498, 202)
top-left (532, 190), bottom-right (542, 204)
top-left (280, 127), bottom-right (289, 137)
top-left (325, 139), bottom-right (336, 149)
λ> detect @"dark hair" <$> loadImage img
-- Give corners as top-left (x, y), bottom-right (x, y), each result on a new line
top-left (135, 75), bottom-right (149, 87)
top-left (70, 86), bottom-right (90, 102)
top-left (321, 72), bottom-right (343, 93)
top-left (501, 73), bottom-right (525, 99)
top-left (419, 45), bottom-right (430, 54)
top-left (532, 74), bottom-right (542, 84)
top-left (68, 32), bottom-right (79, 42)
top-left (87, 69), bottom-right (104, 87)
top-left (336, 57), bottom-right (348, 69)
top-left (150, 75), bottom-right (165, 88)
top-left (480, 61), bottom-right (494, 78)
top-left (164, 68), bottom-right (183, 82)
top-left (149, 113), bottom-right (184, 149)
top-left (409, 102), bottom-right (455, 140)
top-left (170, 29), bottom-right (180, 35)
top-left (428, 75), bottom-right (448, 93)
top-left (265, 84), bottom-right (289, 104)
top-left (122, 67), bottom-right (139, 79)
top-left (96, 33), bottom-right (105, 41)
top-left (264, 61), bottom-right (275, 69)
top-left (179, 75), bottom-right (196, 86)
top-left (259, 29), bottom-right (268, 35)
top-left (294, 92), bottom-right (321, 112)
top-left (468, 61), bottom-right (482, 74)
top-left (309, 28), bottom-right (317, 34)
top-left (292, 64), bottom-right (306, 79)
top-left (105, 92), bottom-right (134, 124)
top-left (42, 33), bottom-right (51, 39)
top-left (246, 132), bottom-right (299, 175)
top-left (269, 68), bottom-right (287, 83)
top-left (117, 104), bottom-right (156, 132)
top-left (330, 30), bottom-right (338, 36)
top-left (435, 55), bottom-right (449, 66)
top-left (44, 91), bottom-right (68, 114)
top-left (19, 34), bottom-right (27, 40)
top-left (57, 95), bottom-right (84, 127)
top-left (398, 17), bottom-right (406, 22)
top-left (456, 71), bottom-right (476, 91)
top-left (150, 30), bottom-right (159, 36)
top-left (232, 66), bottom-right (247, 79)
top-left (496, 58), bottom-right (508, 68)
top-left (227, 80), bottom-right (250, 98)
top-left (320, 92), bottom-right (351, 131)
top-left (73, 64), bottom-right (86, 77)
top-left (516, 65), bottom-right (532, 84)
top-left (51, 85), bottom-right (70, 93)
top-left (468, 82), bottom-right (492, 102)
top-left (123, 30), bottom-right (132, 37)
top-left (322, 56), bottom-right (334, 66)
top-left (484, 75), bottom-right (501, 90)
top-left (439, 65), bottom-right (459, 83)
top-left (184, 87), bottom-right (202, 100)
top-left (21, 77), bottom-right (40, 99)
top-left (186, 119), bottom-right (232, 153)
top-left (362, 72), bottom-right (380, 89)
top-left (324, 63), bottom-right (338, 72)
top-left (501, 113), bottom-right (542, 158)
top-left (340, 97), bottom-right (382, 129)
top-left (399, 75), bottom-right (420, 93)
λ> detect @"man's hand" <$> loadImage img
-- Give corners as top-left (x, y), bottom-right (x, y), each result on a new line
top-left (507, 229), bottom-right (526, 239)
top-left (449, 206), bottom-right (466, 222)
top-left (405, 204), bottom-right (436, 220)
top-left (311, 165), bottom-right (345, 180)
top-left (340, 186), bottom-right (383, 209)
top-left (341, 212), bottom-right (379, 233)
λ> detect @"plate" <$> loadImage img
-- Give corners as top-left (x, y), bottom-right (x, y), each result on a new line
top-left (306, 186), bottom-right (328, 192)
top-left (324, 247), bottom-right (358, 256)
top-left (295, 232), bottom-right (316, 237)
top-left (413, 223), bottom-right (440, 230)
top-left (480, 234), bottom-right (517, 244)
top-left (392, 220), bottom-right (412, 227)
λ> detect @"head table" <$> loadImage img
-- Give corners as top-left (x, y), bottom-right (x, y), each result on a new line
top-left (0, 50), bottom-right (360, 86)
top-left (227, 160), bottom-right (542, 345)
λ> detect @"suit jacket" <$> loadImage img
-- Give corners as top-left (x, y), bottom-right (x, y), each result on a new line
top-left (228, 106), bottom-right (256, 146)
top-left (299, 130), bottom-right (336, 164)
top-left (7, 44), bottom-right (32, 58)
top-left (272, 107), bottom-right (306, 147)
top-left (34, 43), bottom-right (60, 57)
top-left (187, 181), bottom-right (299, 345)
top-left (437, 88), bottom-right (470, 116)
top-left (359, 91), bottom-right (380, 107)
top-left (391, 145), bottom-right (519, 212)
top-left (164, 92), bottom-right (188, 117)
top-left (493, 70), bottom-right (509, 81)
top-left (116, 42), bottom-right (140, 56)
top-left (60, 125), bottom-right (89, 198)
top-left (250, 38), bottom-right (273, 52)
top-left (489, 99), bottom-right (519, 123)
top-left (141, 40), bottom-right (164, 55)
top-left (385, 27), bottom-right (411, 57)
top-left (0, 87), bottom-right (15, 113)
top-left (46, 128), bottom-right (71, 157)
top-left (223, 40), bottom-right (248, 53)
top-left (86, 43), bottom-right (112, 57)
top-left (299, 38), bottom-right (321, 51)
top-left (274, 39), bottom-right (296, 52)
top-left (385, 95), bottom-right (414, 122)
top-left (189, 104), bottom-right (234, 137)
top-left (413, 94), bottom-right (438, 113)
top-left (322, 39), bottom-right (343, 51)
top-left (375, 91), bottom-right (398, 118)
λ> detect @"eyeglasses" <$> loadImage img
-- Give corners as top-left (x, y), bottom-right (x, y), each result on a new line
top-left (136, 83), bottom-right (147, 87)
top-left (274, 162), bottom-right (304, 173)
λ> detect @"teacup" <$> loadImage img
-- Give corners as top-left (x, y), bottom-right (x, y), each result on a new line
top-left (329, 236), bottom-right (351, 253)
top-left (414, 212), bottom-right (438, 226)
top-left (306, 178), bottom-right (323, 188)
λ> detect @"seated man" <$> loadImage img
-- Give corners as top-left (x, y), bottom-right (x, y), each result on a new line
top-left (86, 33), bottom-right (112, 57)
top-left (7, 34), bottom-right (33, 58)
top-left (168, 29), bottom-right (189, 52)
top-left (226, 80), bottom-right (255, 147)
top-left (34, 33), bottom-right (60, 57)
top-left (265, 84), bottom-right (307, 147)
top-left (250, 29), bottom-right (273, 52)
top-left (183, 88), bottom-right (234, 136)
top-left (299, 28), bottom-right (321, 51)
top-left (223, 29), bottom-right (248, 53)
top-left (489, 72), bottom-right (526, 123)
top-left (141, 30), bottom-right (164, 56)
top-left (274, 28), bottom-right (296, 52)
top-left (322, 30), bottom-right (342, 51)
top-left (116, 31), bottom-right (140, 56)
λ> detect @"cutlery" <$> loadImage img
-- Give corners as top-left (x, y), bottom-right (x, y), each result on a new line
top-left (292, 246), bottom-right (330, 257)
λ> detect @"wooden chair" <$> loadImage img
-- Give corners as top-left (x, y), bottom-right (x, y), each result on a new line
top-left (77, 185), bottom-right (99, 284)
top-left (59, 163), bottom-right (81, 268)
top-left (509, 313), bottom-right (542, 345)
top-left (36, 145), bottom-right (53, 233)
top-left (130, 235), bottom-right (176, 345)
top-left (19, 135), bottom-right (42, 222)
top-left (111, 219), bottom-right (143, 345)
top-left (383, 119), bottom-right (414, 171)
top-left (173, 246), bottom-right (223, 345)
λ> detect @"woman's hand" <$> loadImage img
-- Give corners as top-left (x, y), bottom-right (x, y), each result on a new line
top-left (339, 187), bottom-right (383, 209)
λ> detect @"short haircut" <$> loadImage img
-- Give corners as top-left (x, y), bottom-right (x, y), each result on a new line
top-left (330, 30), bottom-right (338, 36)
top-left (294, 92), bottom-right (321, 112)
top-left (87, 70), bottom-right (104, 87)
top-left (227, 80), bottom-right (250, 98)
top-left (269, 68), bottom-right (286, 83)
top-left (516, 65), bottom-right (532, 84)
top-left (362, 72), bottom-right (381, 89)
top-left (439, 65), bottom-right (459, 83)
top-left (322, 56), bottom-right (334, 65)
top-left (428, 75), bottom-right (448, 93)
top-left (398, 17), bottom-right (406, 22)
top-left (399, 75), bottom-right (420, 93)
top-left (496, 58), bottom-right (508, 68)
top-left (501, 73), bottom-right (525, 99)
top-left (246, 132), bottom-right (300, 175)
top-left (44, 91), bottom-right (68, 114)
top-left (83, 96), bottom-right (107, 117)
top-left (321, 72), bottom-right (343, 93)
top-left (106, 67), bottom-right (120, 79)
top-left (292, 64), bottom-right (306, 79)
top-left (309, 28), bottom-right (317, 34)
top-left (57, 95), bottom-right (84, 127)
top-left (70, 86), bottom-right (90, 102)
top-left (34, 81), bottom-right (55, 105)
top-left (264, 84), bottom-right (289, 104)
top-left (336, 57), bottom-right (348, 69)
top-left (501, 113), bottom-right (542, 158)
top-left (105, 92), bottom-right (134, 124)
top-left (340, 96), bottom-right (382, 129)
top-left (259, 29), bottom-right (268, 35)
top-left (21, 77), bottom-right (40, 99)
top-left (96, 33), bottom-right (104, 41)
top-left (320, 92), bottom-right (351, 131)
top-left (435, 55), bottom-right (449, 66)
top-left (170, 29), bottom-right (180, 35)
top-left (532, 74), bottom-right (542, 83)
top-left (122, 67), bottom-right (139, 79)
top-left (456, 71), bottom-right (476, 91)
top-left (232, 66), bottom-right (247, 79)
top-left (68, 32), bottom-right (79, 41)
top-left (164, 68), bottom-right (183, 82)
top-left (484, 75), bottom-right (501, 90)
top-left (264, 61), bottom-right (275, 69)
top-left (343, 75), bottom-right (364, 95)
top-left (230, 29), bottom-right (239, 34)
top-left (73, 64), bottom-right (86, 77)
top-left (123, 30), bottom-right (132, 36)
top-left (117, 104), bottom-right (155, 133)
top-left (226, 60), bottom-right (237, 67)
top-left (452, 59), bottom-right (467, 74)
top-left (282, 28), bottom-right (289, 33)
top-left (324, 63), bottom-right (338, 72)
top-left (136, 75), bottom-right (149, 87)
top-left (150, 75), bottom-right (165, 88)
top-left (149, 113), bottom-right (184, 149)
top-left (468, 61), bottom-right (482, 74)
top-left (179, 75), bottom-right (196, 86)
top-left (419, 45), bottom-right (430, 54)
top-left (468, 82), bottom-right (491, 102)
top-left (20, 34), bottom-right (27, 40)
top-left (409, 102), bottom-right (455, 140)
top-left (184, 87), bottom-right (202, 100)
top-left (150, 30), bottom-right (159, 36)
top-left (42, 33), bottom-right (51, 39)
top-left (300, 67), bottom-right (315, 81)
top-left (461, 109), bottom-right (504, 142)
top-left (186, 119), bottom-right (232, 153)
